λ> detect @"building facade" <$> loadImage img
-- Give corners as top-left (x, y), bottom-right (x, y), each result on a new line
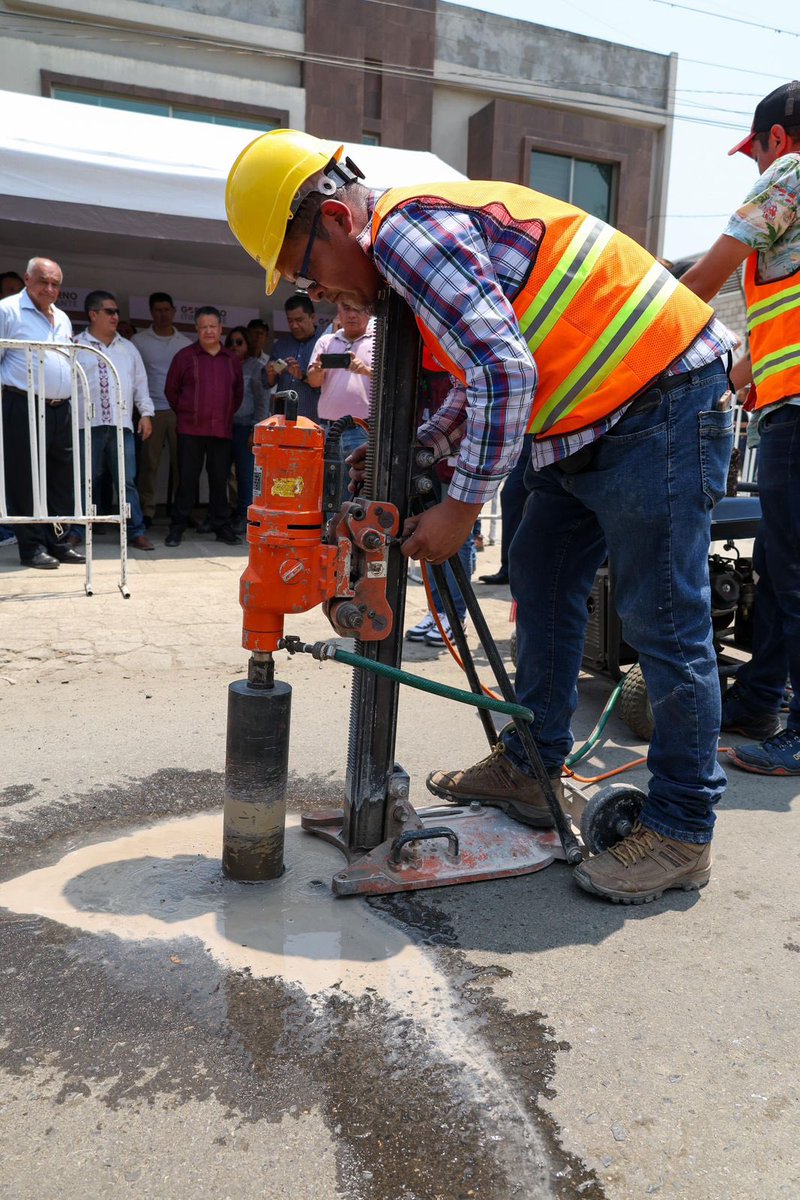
top-left (0, 0), bottom-right (677, 323)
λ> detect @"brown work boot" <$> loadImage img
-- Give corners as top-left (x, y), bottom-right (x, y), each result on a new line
top-left (574, 821), bottom-right (711, 904)
top-left (426, 743), bottom-right (561, 828)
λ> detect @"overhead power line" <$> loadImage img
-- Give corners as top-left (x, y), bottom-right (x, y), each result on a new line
top-left (0, 11), bottom-right (759, 133)
top-left (648, 0), bottom-right (800, 38)
top-left (357, 0), bottom-right (798, 81)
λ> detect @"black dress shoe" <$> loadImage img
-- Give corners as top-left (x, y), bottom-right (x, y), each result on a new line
top-left (51, 545), bottom-right (86, 564)
top-left (24, 547), bottom-right (59, 570)
top-left (215, 526), bottom-right (242, 545)
top-left (478, 571), bottom-right (510, 585)
top-left (165, 527), bottom-right (183, 547)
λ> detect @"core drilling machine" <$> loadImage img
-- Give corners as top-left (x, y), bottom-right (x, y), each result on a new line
top-left (221, 293), bottom-right (642, 896)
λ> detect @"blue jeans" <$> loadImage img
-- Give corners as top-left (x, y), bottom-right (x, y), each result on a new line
top-left (733, 404), bottom-right (800, 732)
top-left (232, 423), bottom-right (255, 521)
top-left (76, 427), bottom-right (146, 540)
top-left (505, 361), bottom-right (732, 843)
top-left (340, 424), bottom-right (369, 505)
top-left (498, 434), bottom-right (532, 575)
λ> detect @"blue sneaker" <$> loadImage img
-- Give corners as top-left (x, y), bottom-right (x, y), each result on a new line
top-left (720, 683), bottom-right (782, 740)
top-left (0, 528), bottom-right (16, 547)
top-left (728, 729), bottom-right (800, 776)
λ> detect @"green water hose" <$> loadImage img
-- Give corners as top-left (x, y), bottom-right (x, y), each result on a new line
top-left (280, 637), bottom-right (534, 724)
top-left (565, 674), bottom-right (627, 767)
top-left (280, 637), bottom-right (627, 768)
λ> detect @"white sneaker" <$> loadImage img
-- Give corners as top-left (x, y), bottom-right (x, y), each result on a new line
top-left (405, 611), bottom-right (437, 642)
top-left (424, 615), bottom-right (468, 646)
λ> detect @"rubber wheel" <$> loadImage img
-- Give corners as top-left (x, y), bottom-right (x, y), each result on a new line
top-left (580, 784), bottom-right (646, 855)
top-left (619, 663), bottom-right (654, 741)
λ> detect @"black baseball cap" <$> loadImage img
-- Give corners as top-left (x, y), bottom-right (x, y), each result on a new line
top-left (729, 80), bottom-right (800, 156)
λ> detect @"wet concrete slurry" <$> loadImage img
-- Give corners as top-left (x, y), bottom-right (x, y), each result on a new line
top-left (0, 769), bottom-right (602, 1200)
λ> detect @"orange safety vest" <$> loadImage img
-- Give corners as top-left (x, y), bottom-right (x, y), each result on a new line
top-left (744, 253), bottom-right (800, 409)
top-left (372, 183), bottom-right (714, 440)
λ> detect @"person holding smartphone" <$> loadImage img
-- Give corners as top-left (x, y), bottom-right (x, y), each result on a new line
top-left (266, 292), bottom-right (322, 420)
top-left (307, 302), bottom-right (374, 501)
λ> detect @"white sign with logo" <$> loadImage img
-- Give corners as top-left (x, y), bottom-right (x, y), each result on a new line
top-left (57, 287), bottom-right (91, 315)
top-left (130, 296), bottom-right (259, 329)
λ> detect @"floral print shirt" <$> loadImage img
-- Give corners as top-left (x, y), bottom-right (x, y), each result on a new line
top-left (725, 152), bottom-right (800, 281)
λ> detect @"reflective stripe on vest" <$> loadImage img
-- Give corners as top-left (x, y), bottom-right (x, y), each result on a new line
top-left (372, 183), bottom-right (713, 439)
top-left (747, 279), bottom-right (800, 330)
top-left (530, 259), bottom-right (679, 435)
top-left (744, 252), bottom-right (800, 407)
top-left (752, 341), bottom-right (800, 387)
top-left (518, 216), bottom-right (613, 350)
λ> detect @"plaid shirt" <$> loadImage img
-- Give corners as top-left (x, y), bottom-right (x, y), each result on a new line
top-left (360, 190), bottom-right (737, 502)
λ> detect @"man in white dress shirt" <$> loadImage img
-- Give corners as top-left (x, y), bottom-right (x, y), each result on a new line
top-left (74, 290), bottom-right (155, 551)
top-left (132, 292), bottom-right (190, 526)
top-left (0, 256), bottom-right (85, 569)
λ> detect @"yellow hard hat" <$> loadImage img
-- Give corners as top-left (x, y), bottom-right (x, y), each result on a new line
top-left (226, 129), bottom-right (345, 295)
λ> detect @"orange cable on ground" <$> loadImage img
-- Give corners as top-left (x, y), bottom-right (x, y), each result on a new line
top-left (420, 561), bottom-right (502, 701)
top-left (564, 747), bottom-right (734, 785)
top-left (415, 563), bottom-right (736, 783)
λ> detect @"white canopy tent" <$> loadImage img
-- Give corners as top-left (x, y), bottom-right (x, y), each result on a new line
top-left (0, 89), bottom-right (466, 261)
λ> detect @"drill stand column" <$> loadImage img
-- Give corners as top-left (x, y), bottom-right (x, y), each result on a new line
top-left (299, 291), bottom-right (576, 895)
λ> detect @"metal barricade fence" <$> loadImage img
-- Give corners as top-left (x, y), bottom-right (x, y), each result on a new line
top-left (0, 339), bottom-right (130, 596)
top-left (485, 491), bottom-right (501, 547)
top-left (733, 399), bottom-right (759, 486)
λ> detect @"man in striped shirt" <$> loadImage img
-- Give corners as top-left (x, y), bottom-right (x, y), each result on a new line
top-left (226, 132), bottom-right (738, 904)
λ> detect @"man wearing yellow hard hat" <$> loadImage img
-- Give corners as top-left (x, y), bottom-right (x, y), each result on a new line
top-left (226, 128), bottom-right (737, 905)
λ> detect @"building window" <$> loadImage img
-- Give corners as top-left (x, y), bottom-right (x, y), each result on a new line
top-left (530, 151), bottom-right (615, 222)
top-left (50, 85), bottom-right (280, 132)
top-left (361, 132), bottom-right (381, 146)
top-left (363, 59), bottom-right (382, 121)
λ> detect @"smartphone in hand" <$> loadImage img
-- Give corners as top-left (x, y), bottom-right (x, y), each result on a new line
top-left (320, 352), bottom-right (353, 369)
top-left (271, 358), bottom-right (288, 373)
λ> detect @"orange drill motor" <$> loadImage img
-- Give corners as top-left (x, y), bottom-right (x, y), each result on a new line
top-left (240, 409), bottom-right (400, 653)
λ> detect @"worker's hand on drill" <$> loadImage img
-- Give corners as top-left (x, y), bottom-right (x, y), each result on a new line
top-left (347, 445), bottom-right (481, 561)
top-left (346, 442), bottom-right (368, 493)
top-left (401, 498), bottom-right (483, 565)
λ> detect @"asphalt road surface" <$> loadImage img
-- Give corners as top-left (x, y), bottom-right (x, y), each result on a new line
top-left (1, 533), bottom-right (797, 1200)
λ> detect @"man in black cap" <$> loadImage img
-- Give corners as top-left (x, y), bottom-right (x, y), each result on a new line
top-left (682, 81), bottom-right (800, 776)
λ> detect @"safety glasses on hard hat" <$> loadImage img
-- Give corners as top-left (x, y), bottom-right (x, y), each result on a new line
top-left (284, 207), bottom-right (324, 292)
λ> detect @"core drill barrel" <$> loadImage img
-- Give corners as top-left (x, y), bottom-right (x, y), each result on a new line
top-left (221, 677), bottom-right (292, 881)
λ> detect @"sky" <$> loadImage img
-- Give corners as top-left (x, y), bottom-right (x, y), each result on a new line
top-left (454, 0), bottom-right (798, 259)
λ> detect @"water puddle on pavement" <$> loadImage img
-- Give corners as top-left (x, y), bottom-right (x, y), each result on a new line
top-left (0, 809), bottom-right (555, 1193)
top-left (0, 812), bottom-right (423, 1000)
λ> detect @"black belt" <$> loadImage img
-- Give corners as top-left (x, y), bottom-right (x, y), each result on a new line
top-left (3, 385), bottom-right (68, 407)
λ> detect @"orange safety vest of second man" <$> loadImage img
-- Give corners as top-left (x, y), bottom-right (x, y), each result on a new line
top-left (372, 183), bottom-right (714, 441)
top-left (743, 252), bottom-right (800, 409)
